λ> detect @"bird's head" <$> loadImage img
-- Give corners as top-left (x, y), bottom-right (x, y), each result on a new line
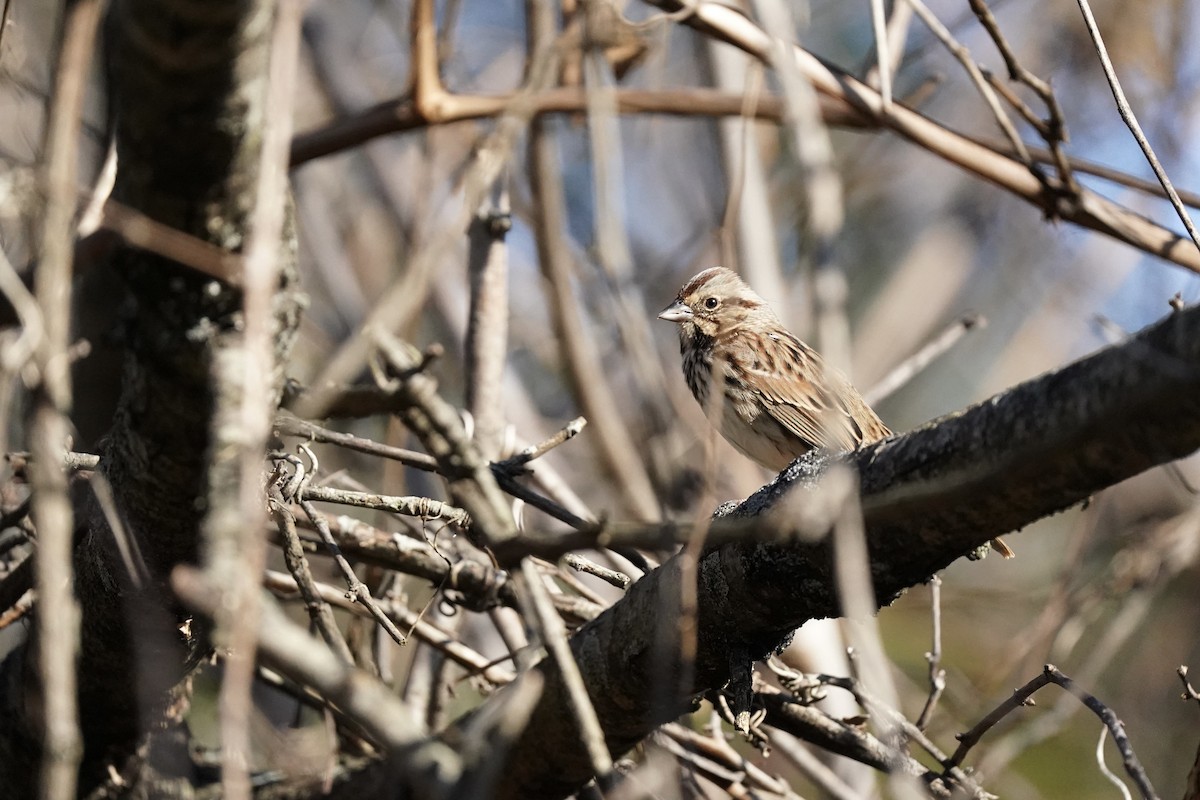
top-left (657, 266), bottom-right (773, 338)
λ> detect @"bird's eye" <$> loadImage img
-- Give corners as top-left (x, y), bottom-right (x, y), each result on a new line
top-left (704, 297), bottom-right (719, 310)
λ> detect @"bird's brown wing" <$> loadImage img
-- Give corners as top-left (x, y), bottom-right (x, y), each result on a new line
top-left (735, 330), bottom-right (878, 452)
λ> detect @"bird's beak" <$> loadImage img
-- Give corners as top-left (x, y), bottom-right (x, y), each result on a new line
top-left (658, 301), bottom-right (692, 323)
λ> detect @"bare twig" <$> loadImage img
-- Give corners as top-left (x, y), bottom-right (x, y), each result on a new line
top-left (496, 417), bottom-right (587, 470)
top-left (948, 665), bottom-right (1160, 800)
top-left (0, 508), bottom-right (32, 557)
top-left (805, 669), bottom-right (975, 787)
top-left (445, 670), bottom-right (546, 800)
top-left (0, 0), bottom-right (13, 61)
top-left (903, 0), bottom-right (1032, 168)
top-left (6, 450), bottom-right (100, 475)
top-left (173, 567), bottom-right (446, 766)
top-left (1179, 665), bottom-right (1200, 707)
top-left (654, 727), bottom-right (782, 797)
top-left (199, 3), bottom-right (305, 795)
top-left (757, 685), bottom-right (954, 794)
top-left (292, 500), bottom-right (407, 648)
top-left (768, 727), bottom-right (862, 800)
top-left (517, 559), bottom-right (614, 782)
top-left (290, 62), bottom-right (1200, 215)
top-left (274, 413), bottom-right (440, 471)
top-left (101, 200), bottom-right (243, 286)
top-left (31, 2), bottom-right (106, 796)
top-left (978, 590), bottom-right (1153, 775)
top-left (1182, 667), bottom-right (1200, 800)
top-left (299, 483), bottom-right (471, 528)
top-left (267, 482), bottom-right (354, 665)
top-left (465, 178), bottom-right (512, 459)
top-left (546, 557), bottom-right (607, 607)
top-left (491, 480), bottom-right (848, 565)
top-left (283, 446), bottom-right (408, 647)
top-left (1095, 728), bottom-right (1134, 800)
top-left (995, 140), bottom-right (1200, 209)
top-left (563, 553), bottom-right (630, 590)
top-left (290, 87), bottom-right (793, 166)
top-left (263, 570), bottom-right (515, 686)
top-left (0, 239), bottom-right (42, 373)
top-left (493, 471), bottom-right (590, 530)
top-left (966, 0), bottom-right (1077, 195)
top-left (372, 330), bottom-right (517, 546)
top-left (87, 471), bottom-right (148, 589)
top-left (914, 575), bottom-right (945, 730)
top-left (1072, 0), bottom-right (1200, 251)
top-left (0, 553), bottom-right (33, 621)
top-left (662, 721), bottom-right (801, 798)
top-left (869, 0), bottom-right (893, 111)
top-left (864, 313), bottom-right (985, 405)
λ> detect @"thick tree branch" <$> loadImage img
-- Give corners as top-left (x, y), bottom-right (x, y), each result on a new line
top-left (466, 303), bottom-right (1200, 799)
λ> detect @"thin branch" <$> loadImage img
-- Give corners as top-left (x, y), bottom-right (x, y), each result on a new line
top-left (283, 445), bottom-right (408, 646)
top-left (1179, 666), bottom-right (1200, 708)
top-left (661, 721), bottom-right (802, 798)
top-left (651, 731), bottom-right (746, 793)
top-left (464, 178), bottom-right (512, 460)
top-left (0, 588), bottom-right (33, 632)
top-left (493, 471), bottom-right (591, 530)
top-left (1072, 0), bottom-right (1200, 251)
top-left (757, 685), bottom-right (954, 794)
top-left (527, 118), bottom-right (660, 519)
top-left (290, 87), bottom-right (790, 166)
top-left (32, 2), bottom-right (106, 796)
top-left (518, 559), bottom-right (614, 783)
top-left (949, 665), bottom-right (1160, 800)
top-left (767, 727), bottom-right (862, 800)
top-left (966, 0), bottom-right (1077, 195)
top-left (1095, 728), bottom-right (1134, 800)
top-left (289, 513), bottom-right (514, 610)
top-left (6, 450), bottom-right (100, 475)
top-left (372, 330), bottom-right (517, 546)
top-left (267, 483), bottom-right (354, 665)
top-left (491, 475), bottom-right (850, 565)
top-left (296, 491), bottom-right (408, 647)
top-left (914, 575), bottom-right (945, 730)
top-left (173, 567), bottom-right (444, 768)
top-left (864, 313), bottom-right (985, 405)
top-left (263, 570), bottom-right (516, 686)
top-left (0, 553), bottom-right (33, 623)
top-left (101, 200), bottom-right (243, 286)
top-left (869, 0), bottom-right (893, 110)
top-left (0, 0), bottom-right (12, 62)
top-left (496, 417), bottom-right (587, 470)
top-left (274, 414), bottom-right (440, 471)
top-left (299, 483), bottom-right (471, 528)
top-left (1000, 143), bottom-right (1200, 211)
top-left (0, 238), bottom-right (42, 373)
top-left (563, 553), bottom-right (630, 590)
top-left (903, 0), bottom-right (1033, 168)
top-left (812, 671), bottom-right (964, 778)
